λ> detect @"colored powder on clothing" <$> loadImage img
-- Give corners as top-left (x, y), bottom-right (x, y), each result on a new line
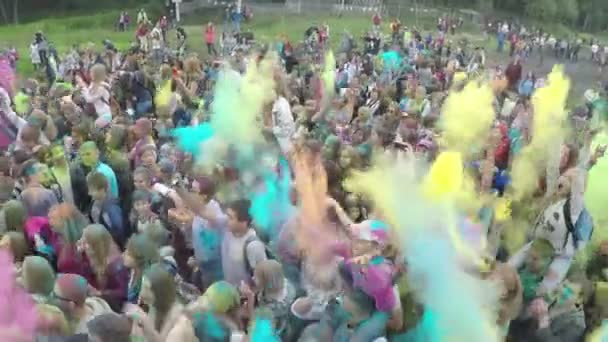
top-left (14, 92), bottom-right (29, 115)
top-left (510, 66), bottom-right (570, 200)
top-left (251, 318), bottom-right (280, 342)
top-left (585, 157), bottom-right (608, 228)
top-left (195, 312), bottom-right (227, 340)
top-left (322, 50), bottom-right (335, 95)
top-left (381, 50), bottom-right (400, 72)
top-left (155, 80), bottom-right (172, 108)
top-left (0, 58), bottom-right (15, 97)
top-left (440, 81), bottom-right (494, 157)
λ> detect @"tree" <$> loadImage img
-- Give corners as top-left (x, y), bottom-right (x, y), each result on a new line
top-left (525, 0), bottom-right (557, 21)
top-left (0, 0), bottom-right (9, 24)
top-left (0, 0), bottom-right (18, 24)
top-left (12, 0), bottom-right (17, 24)
top-left (555, 0), bottom-right (578, 24)
top-left (577, 0), bottom-right (608, 30)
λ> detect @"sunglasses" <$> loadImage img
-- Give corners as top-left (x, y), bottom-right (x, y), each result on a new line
top-left (52, 291), bottom-right (74, 303)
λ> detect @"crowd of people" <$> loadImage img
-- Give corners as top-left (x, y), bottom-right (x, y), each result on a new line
top-left (0, 5), bottom-right (608, 342)
top-left (487, 19), bottom-right (608, 68)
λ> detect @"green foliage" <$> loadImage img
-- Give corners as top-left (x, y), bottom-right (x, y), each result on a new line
top-left (555, 0), bottom-right (579, 24)
top-left (525, 0), bottom-right (557, 21)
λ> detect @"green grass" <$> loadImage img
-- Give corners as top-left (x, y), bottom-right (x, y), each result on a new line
top-left (0, 7), bottom-right (478, 75)
top-left (0, 7), bottom-right (599, 106)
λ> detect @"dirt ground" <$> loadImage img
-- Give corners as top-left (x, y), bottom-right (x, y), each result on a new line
top-left (485, 43), bottom-right (605, 104)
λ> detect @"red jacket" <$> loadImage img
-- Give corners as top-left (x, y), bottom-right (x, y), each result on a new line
top-left (205, 27), bottom-right (215, 44)
top-left (373, 14), bottom-right (381, 26)
top-left (494, 122), bottom-right (510, 169)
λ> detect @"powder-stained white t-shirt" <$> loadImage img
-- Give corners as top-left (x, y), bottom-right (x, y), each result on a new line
top-left (221, 229), bottom-right (267, 286)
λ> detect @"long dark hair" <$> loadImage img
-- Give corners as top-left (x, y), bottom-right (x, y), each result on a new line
top-left (145, 263), bottom-right (177, 330)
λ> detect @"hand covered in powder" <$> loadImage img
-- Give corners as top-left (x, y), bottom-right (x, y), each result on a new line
top-left (528, 298), bottom-right (550, 329)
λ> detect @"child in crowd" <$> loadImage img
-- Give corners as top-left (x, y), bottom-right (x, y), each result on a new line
top-left (86, 172), bottom-right (126, 248)
top-left (130, 189), bottom-right (164, 234)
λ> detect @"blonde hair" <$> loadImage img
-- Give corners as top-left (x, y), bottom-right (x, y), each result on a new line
top-left (22, 255), bottom-right (55, 296)
top-left (160, 64), bottom-right (173, 81)
top-left (184, 56), bottom-right (201, 75)
top-left (254, 260), bottom-right (285, 296)
top-left (49, 203), bottom-right (87, 245)
top-left (90, 64), bottom-right (107, 83)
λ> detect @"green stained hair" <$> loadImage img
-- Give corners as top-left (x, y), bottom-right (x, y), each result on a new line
top-left (3, 200), bottom-right (26, 233)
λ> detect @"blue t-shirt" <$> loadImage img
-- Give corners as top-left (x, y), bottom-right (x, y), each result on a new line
top-left (382, 50), bottom-right (400, 71)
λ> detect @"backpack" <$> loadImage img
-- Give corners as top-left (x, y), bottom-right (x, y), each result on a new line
top-left (242, 234), bottom-right (276, 277)
top-left (562, 196), bottom-right (594, 250)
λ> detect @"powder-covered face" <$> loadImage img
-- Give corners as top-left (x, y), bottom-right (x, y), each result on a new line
top-left (525, 249), bottom-right (549, 274)
top-left (133, 174), bottom-right (150, 190)
top-left (50, 146), bottom-right (66, 165)
top-left (339, 150), bottom-right (353, 169)
top-left (80, 147), bottom-right (99, 168)
top-left (141, 150), bottom-right (157, 168)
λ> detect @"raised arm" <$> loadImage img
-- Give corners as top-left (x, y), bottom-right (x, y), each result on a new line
top-left (175, 187), bottom-right (226, 227)
top-left (80, 85), bottom-right (104, 104)
top-left (569, 134), bottom-right (593, 224)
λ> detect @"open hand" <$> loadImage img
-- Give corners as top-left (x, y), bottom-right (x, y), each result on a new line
top-left (239, 281), bottom-right (254, 299)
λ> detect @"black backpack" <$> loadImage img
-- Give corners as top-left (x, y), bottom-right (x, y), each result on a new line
top-left (561, 196), bottom-right (593, 250)
top-left (242, 234), bottom-right (277, 278)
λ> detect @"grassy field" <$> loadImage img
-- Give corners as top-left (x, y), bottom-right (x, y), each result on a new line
top-left (0, 7), bottom-right (602, 104)
top-left (0, 7), bottom-right (482, 73)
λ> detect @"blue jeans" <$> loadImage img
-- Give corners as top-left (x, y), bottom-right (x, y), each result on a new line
top-left (135, 100), bottom-right (153, 118)
top-left (232, 17), bottom-right (241, 32)
top-left (198, 259), bottom-right (223, 291)
top-left (172, 108), bottom-right (192, 127)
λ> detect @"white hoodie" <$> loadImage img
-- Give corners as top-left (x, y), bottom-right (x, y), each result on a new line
top-left (272, 96), bottom-right (296, 154)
